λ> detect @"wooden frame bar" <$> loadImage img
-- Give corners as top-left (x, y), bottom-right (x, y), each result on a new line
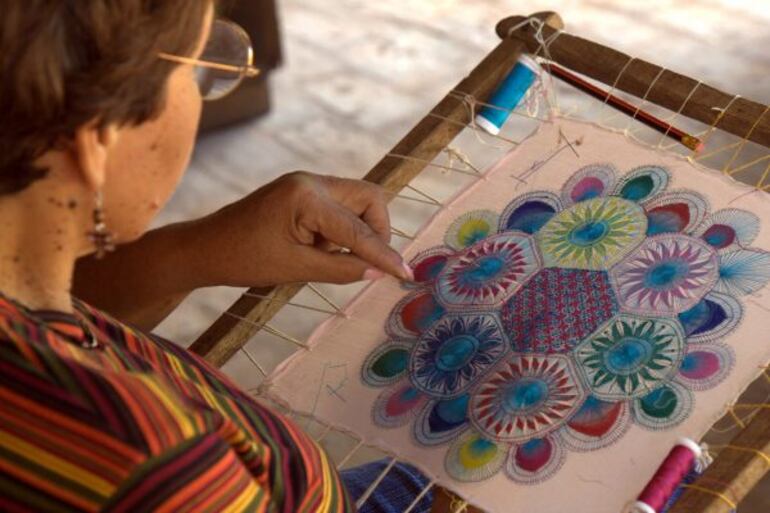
top-left (498, 15), bottom-right (770, 148)
top-left (670, 407), bottom-right (770, 513)
top-left (191, 11), bottom-right (770, 511)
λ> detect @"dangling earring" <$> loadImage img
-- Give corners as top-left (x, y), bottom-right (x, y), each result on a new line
top-left (87, 190), bottom-right (115, 259)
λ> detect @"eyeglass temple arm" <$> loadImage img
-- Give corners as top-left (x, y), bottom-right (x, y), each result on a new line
top-left (158, 52), bottom-right (260, 78)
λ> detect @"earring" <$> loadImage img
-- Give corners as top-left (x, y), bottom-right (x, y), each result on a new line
top-left (87, 190), bottom-right (115, 259)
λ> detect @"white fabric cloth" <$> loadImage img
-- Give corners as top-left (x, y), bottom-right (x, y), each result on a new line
top-left (265, 118), bottom-right (770, 513)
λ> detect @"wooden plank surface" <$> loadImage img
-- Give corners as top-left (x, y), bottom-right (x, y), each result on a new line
top-left (190, 36), bottom-right (527, 366)
top-left (497, 15), bottom-right (770, 149)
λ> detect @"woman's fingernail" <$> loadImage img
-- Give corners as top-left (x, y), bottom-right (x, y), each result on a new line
top-left (363, 268), bottom-right (385, 281)
top-left (401, 262), bottom-right (415, 281)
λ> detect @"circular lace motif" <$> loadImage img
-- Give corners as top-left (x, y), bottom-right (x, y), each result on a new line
top-left (537, 197), bottom-right (647, 270)
top-left (611, 235), bottom-right (718, 315)
top-left (435, 232), bottom-right (540, 309)
top-left (409, 314), bottom-right (508, 398)
top-left (469, 354), bottom-right (586, 442)
top-left (575, 315), bottom-right (685, 400)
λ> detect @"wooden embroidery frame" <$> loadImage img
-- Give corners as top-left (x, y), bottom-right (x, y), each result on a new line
top-left (189, 12), bottom-right (770, 513)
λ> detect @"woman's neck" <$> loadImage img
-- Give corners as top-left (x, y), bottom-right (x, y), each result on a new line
top-left (0, 183), bottom-right (86, 313)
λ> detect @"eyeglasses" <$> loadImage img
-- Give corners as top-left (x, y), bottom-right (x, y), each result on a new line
top-left (159, 19), bottom-right (260, 101)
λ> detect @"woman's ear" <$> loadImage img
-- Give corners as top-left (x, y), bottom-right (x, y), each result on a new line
top-left (72, 122), bottom-right (119, 191)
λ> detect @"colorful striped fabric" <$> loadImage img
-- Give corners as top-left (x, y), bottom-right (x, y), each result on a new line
top-left (0, 295), bottom-right (353, 512)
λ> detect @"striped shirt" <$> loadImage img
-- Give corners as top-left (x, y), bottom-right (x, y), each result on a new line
top-left (0, 295), bottom-right (353, 512)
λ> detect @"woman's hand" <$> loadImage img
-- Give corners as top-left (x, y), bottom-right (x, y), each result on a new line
top-left (74, 171), bottom-right (410, 330)
top-left (191, 171), bottom-right (412, 287)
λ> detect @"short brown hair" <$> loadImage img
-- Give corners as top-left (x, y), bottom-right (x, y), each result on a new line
top-left (0, 1), bottom-right (211, 194)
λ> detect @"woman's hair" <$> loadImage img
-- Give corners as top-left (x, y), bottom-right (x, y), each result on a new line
top-left (0, 1), bottom-right (211, 194)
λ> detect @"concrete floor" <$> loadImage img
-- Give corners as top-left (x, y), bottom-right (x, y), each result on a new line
top-left (152, 1), bottom-right (770, 510)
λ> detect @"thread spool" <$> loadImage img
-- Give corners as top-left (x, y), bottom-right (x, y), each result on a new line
top-left (475, 55), bottom-right (540, 135)
top-left (628, 438), bottom-right (702, 513)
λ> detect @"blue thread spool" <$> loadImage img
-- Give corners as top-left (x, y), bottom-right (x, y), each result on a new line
top-left (475, 55), bottom-right (540, 135)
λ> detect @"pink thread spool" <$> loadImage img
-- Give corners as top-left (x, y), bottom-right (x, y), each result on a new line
top-left (629, 437), bottom-right (701, 513)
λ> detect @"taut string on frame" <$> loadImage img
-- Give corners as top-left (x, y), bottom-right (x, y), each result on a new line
top-left (223, 311), bottom-right (309, 349)
top-left (655, 80), bottom-right (703, 148)
top-left (240, 347), bottom-right (267, 376)
top-left (690, 95), bottom-right (744, 160)
top-left (445, 146), bottom-right (483, 175)
top-left (393, 191), bottom-right (443, 207)
top-left (390, 226), bottom-right (416, 240)
top-left (354, 458), bottom-right (397, 510)
top-left (387, 152), bottom-right (484, 178)
top-left (402, 480), bottom-right (436, 513)
top-left (597, 57), bottom-right (635, 121)
top-left (721, 104), bottom-right (770, 175)
top-left (679, 483), bottom-right (737, 510)
top-left (306, 283), bottom-right (343, 313)
top-left (240, 290), bottom-right (340, 316)
top-left (616, 66), bottom-right (666, 131)
top-left (405, 184), bottom-right (443, 206)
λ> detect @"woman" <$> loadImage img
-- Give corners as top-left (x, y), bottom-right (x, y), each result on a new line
top-left (0, 1), bottom-right (465, 512)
